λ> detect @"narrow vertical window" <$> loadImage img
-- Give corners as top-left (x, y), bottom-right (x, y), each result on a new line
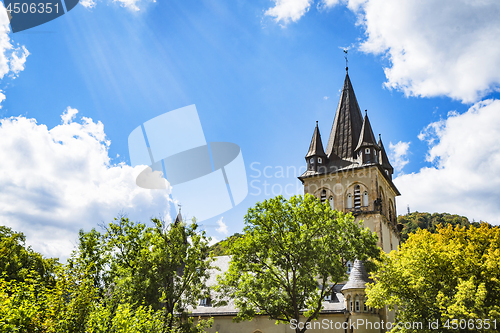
top-left (318, 157), bottom-right (322, 164)
top-left (363, 191), bottom-right (369, 207)
top-left (355, 297), bottom-right (360, 312)
top-left (347, 261), bottom-right (352, 274)
top-left (347, 194), bottom-right (352, 209)
top-left (329, 196), bottom-right (334, 210)
top-left (354, 185), bottom-right (361, 209)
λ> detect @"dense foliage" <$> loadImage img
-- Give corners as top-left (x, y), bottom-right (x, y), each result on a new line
top-left (397, 212), bottom-right (481, 242)
top-left (0, 218), bottom-right (214, 333)
top-left (367, 223), bottom-right (500, 333)
top-left (209, 233), bottom-right (243, 256)
top-left (215, 194), bottom-right (381, 333)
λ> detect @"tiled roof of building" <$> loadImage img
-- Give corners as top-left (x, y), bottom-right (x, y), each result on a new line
top-left (341, 260), bottom-right (372, 291)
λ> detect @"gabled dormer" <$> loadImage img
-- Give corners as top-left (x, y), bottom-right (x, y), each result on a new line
top-left (354, 111), bottom-right (380, 165)
top-left (305, 121), bottom-right (327, 172)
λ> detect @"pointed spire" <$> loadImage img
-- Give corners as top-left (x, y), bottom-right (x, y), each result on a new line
top-left (341, 260), bottom-right (372, 291)
top-left (355, 110), bottom-right (378, 151)
top-left (378, 134), bottom-right (394, 174)
top-left (174, 205), bottom-right (183, 225)
top-left (325, 72), bottom-right (364, 161)
top-left (305, 121), bottom-right (327, 159)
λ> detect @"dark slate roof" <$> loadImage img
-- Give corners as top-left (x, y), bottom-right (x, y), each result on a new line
top-left (174, 210), bottom-right (183, 225)
top-left (305, 121), bottom-right (327, 159)
top-left (325, 73), bottom-right (364, 161)
top-left (378, 135), bottom-right (394, 173)
top-left (341, 260), bottom-right (372, 291)
top-left (355, 112), bottom-right (379, 151)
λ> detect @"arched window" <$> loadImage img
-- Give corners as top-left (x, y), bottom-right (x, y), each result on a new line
top-left (347, 194), bottom-right (353, 209)
top-left (320, 190), bottom-right (326, 204)
top-left (355, 296), bottom-right (360, 312)
top-left (354, 185), bottom-right (361, 210)
top-left (329, 196), bottom-right (334, 210)
top-left (346, 261), bottom-right (352, 274)
top-left (363, 299), bottom-right (368, 312)
top-left (389, 199), bottom-right (394, 223)
top-left (363, 191), bottom-right (369, 207)
top-left (318, 157), bottom-right (322, 164)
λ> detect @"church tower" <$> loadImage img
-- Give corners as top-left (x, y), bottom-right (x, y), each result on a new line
top-left (299, 70), bottom-right (402, 254)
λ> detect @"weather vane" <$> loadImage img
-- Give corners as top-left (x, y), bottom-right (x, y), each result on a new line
top-left (344, 49), bottom-right (348, 72)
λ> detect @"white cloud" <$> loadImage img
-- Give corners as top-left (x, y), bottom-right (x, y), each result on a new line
top-left (352, 0), bottom-right (500, 103)
top-left (80, 0), bottom-right (96, 8)
top-left (265, 0), bottom-right (314, 24)
top-left (265, 0), bottom-right (500, 103)
top-left (9, 45), bottom-right (29, 78)
top-left (61, 106), bottom-right (78, 124)
top-left (0, 3), bottom-right (29, 104)
top-left (114, 0), bottom-right (149, 12)
top-left (389, 141), bottom-right (410, 173)
top-left (80, 0), bottom-right (154, 11)
top-left (216, 217), bottom-right (228, 235)
top-left (0, 91), bottom-right (5, 108)
top-left (317, 0), bottom-right (342, 10)
top-left (394, 99), bottom-right (500, 224)
top-left (0, 109), bottom-right (172, 260)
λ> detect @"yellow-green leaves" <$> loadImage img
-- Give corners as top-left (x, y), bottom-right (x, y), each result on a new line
top-left (366, 224), bottom-right (500, 332)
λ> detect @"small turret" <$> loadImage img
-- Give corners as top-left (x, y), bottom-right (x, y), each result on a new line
top-left (305, 121), bottom-right (327, 172)
top-left (378, 134), bottom-right (394, 179)
top-left (354, 110), bottom-right (380, 165)
top-left (341, 260), bottom-right (376, 315)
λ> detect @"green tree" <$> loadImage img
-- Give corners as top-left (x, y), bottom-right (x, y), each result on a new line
top-left (0, 226), bottom-right (58, 285)
top-left (215, 194), bottom-right (380, 333)
top-left (366, 223), bottom-right (500, 333)
top-left (209, 233), bottom-right (243, 256)
top-left (0, 262), bottom-right (98, 333)
top-left (96, 217), bottom-right (215, 333)
top-left (397, 212), bottom-right (473, 242)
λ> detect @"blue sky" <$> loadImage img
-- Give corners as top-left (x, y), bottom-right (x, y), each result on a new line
top-left (1, 0), bottom-right (500, 260)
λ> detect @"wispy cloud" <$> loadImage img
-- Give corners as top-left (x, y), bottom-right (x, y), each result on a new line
top-left (265, 0), bottom-right (314, 24)
top-left (80, 0), bottom-right (155, 11)
top-left (0, 4), bottom-right (29, 106)
top-left (216, 217), bottom-right (228, 235)
top-left (389, 141), bottom-right (410, 173)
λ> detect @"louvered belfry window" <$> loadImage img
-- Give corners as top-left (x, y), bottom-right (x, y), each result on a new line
top-left (321, 189), bottom-right (326, 204)
top-left (354, 185), bottom-right (361, 210)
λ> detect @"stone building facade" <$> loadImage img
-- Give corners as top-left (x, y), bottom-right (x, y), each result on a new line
top-left (194, 70), bottom-right (402, 333)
